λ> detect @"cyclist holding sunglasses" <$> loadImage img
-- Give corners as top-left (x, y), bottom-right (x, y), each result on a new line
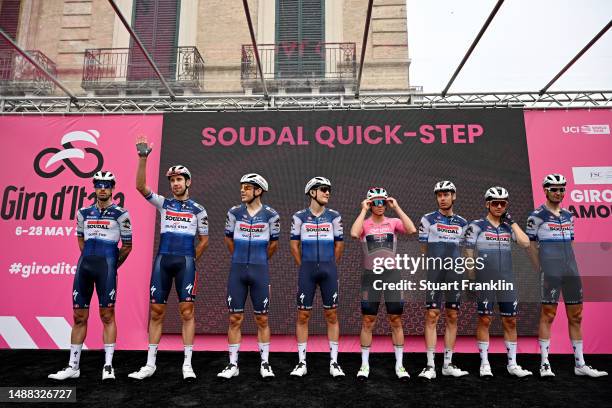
top-left (290, 177), bottom-right (345, 378)
top-left (418, 181), bottom-right (469, 380)
top-left (350, 187), bottom-right (417, 380)
top-left (464, 186), bottom-right (531, 378)
top-left (526, 174), bottom-right (607, 378)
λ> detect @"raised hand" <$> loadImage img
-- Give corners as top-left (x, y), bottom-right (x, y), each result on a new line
top-left (136, 135), bottom-right (153, 157)
top-left (361, 199), bottom-right (372, 211)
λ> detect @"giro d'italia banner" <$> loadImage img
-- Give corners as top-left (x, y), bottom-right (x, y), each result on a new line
top-left (158, 109), bottom-right (539, 337)
top-left (524, 109), bottom-right (612, 352)
top-left (2, 109), bottom-right (611, 351)
top-left (0, 115), bottom-right (163, 350)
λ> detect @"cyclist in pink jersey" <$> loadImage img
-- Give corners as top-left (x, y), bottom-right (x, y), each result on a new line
top-left (350, 187), bottom-right (417, 380)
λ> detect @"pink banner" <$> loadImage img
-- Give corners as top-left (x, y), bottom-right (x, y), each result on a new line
top-left (525, 109), bottom-right (612, 242)
top-left (524, 109), bottom-right (612, 353)
top-left (0, 115), bottom-right (162, 350)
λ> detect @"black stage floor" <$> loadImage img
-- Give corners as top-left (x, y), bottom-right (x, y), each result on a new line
top-left (1, 350), bottom-right (610, 408)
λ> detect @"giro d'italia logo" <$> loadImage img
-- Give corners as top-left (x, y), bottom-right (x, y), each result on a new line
top-left (33, 130), bottom-right (104, 178)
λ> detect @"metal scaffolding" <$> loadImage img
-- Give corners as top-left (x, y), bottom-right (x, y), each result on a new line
top-left (0, 91), bottom-right (610, 113)
top-left (0, 2), bottom-right (608, 114)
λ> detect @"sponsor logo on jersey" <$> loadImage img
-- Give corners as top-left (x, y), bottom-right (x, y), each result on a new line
top-left (239, 223), bottom-right (266, 233)
top-left (526, 218), bottom-right (536, 229)
top-left (464, 225), bottom-right (475, 240)
top-left (305, 224), bottom-right (331, 232)
top-left (436, 224), bottom-right (460, 234)
top-left (86, 220), bottom-right (111, 229)
top-left (484, 232), bottom-right (511, 242)
top-left (165, 210), bottom-right (193, 223)
top-left (547, 223), bottom-right (572, 232)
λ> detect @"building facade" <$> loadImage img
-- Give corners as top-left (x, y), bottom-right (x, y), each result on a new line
top-left (0, 0), bottom-right (411, 96)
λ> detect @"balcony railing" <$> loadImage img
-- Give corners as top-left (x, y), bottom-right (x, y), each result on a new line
top-left (241, 42), bottom-right (356, 92)
top-left (0, 49), bottom-right (57, 95)
top-left (82, 46), bottom-right (204, 93)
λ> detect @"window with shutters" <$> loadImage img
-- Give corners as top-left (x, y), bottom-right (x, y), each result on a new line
top-left (127, 0), bottom-right (180, 81)
top-left (0, 0), bottom-right (21, 80)
top-left (275, 0), bottom-right (325, 79)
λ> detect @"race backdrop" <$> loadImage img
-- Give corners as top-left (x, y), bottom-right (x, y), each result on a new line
top-left (0, 116), bottom-right (163, 350)
top-left (158, 109), bottom-right (536, 336)
top-left (1, 108), bottom-right (611, 351)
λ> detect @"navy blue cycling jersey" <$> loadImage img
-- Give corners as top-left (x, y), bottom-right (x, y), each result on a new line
top-left (225, 204), bottom-right (280, 265)
top-left (464, 217), bottom-right (516, 276)
top-left (76, 203), bottom-right (132, 258)
top-left (419, 210), bottom-right (467, 258)
top-left (526, 205), bottom-right (575, 260)
top-left (291, 207), bottom-right (343, 263)
top-left (145, 192), bottom-right (208, 257)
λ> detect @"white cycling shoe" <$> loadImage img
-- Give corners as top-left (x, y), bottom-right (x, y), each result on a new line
top-left (290, 361), bottom-right (307, 377)
top-left (48, 366), bottom-right (80, 380)
top-left (507, 364), bottom-right (533, 378)
top-left (128, 365), bottom-right (156, 380)
top-left (574, 365), bottom-right (608, 377)
top-left (102, 365), bottom-right (115, 380)
top-left (217, 363), bottom-right (239, 379)
top-left (442, 364), bottom-right (468, 377)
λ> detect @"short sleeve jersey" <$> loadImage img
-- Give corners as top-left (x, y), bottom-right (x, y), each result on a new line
top-left (464, 218), bottom-right (516, 276)
top-left (526, 205), bottom-right (575, 261)
top-left (360, 216), bottom-right (406, 270)
top-left (77, 203), bottom-right (132, 258)
top-left (291, 208), bottom-right (343, 263)
top-left (224, 204), bottom-right (280, 265)
top-left (419, 210), bottom-right (468, 258)
top-left (145, 191), bottom-right (208, 257)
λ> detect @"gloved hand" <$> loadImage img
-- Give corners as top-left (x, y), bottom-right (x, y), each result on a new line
top-left (501, 211), bottom-right (515, 226)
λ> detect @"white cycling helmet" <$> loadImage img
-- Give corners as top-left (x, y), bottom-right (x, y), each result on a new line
top-left (485, 186), bottom-right (509, 201)
top-left (240, 173), bottom-right (269, 191)
top-left (93, 170), bottom-right (115, 186)
top-left (542, 173), bottom-right (567, 187)
top-left (166, 165), bottom-right (191, 180)
top-left (305, 176), bottom-right (331, 194)
top-left (367, 187), bottom-right (388, 200)
top-left (434, 180), bottom-right (456, 193)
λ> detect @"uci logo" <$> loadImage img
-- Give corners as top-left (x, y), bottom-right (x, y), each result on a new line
top-left (562, 126), bottom-right (581, 134)
top-left (33, 130), bottom-right (104, 178)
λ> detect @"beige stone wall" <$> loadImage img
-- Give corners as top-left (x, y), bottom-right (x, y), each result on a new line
top-left (17, 0), bottom-right (409, 95)
top-left (344, 0), bottom-right (409, 91)
top-left (197, 0), bottom-right (258, 93)
top-left (17, 0), bottom-right (115, 94)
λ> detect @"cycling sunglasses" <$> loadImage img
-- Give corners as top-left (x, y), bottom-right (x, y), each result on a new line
top-left (372, 199), bottom-right (387, 207)
top-left (547, 187), bottom-right (566, 193)
top-left (94, 181), bottom-right (113, 189)
top-left (490, 200), bottom-right (507, 208)
top-left (318, 186), bottom-right (331, 193)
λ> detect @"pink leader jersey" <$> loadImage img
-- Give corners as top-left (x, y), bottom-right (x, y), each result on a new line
top-left (360, 216), bottom-right (407, 270)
